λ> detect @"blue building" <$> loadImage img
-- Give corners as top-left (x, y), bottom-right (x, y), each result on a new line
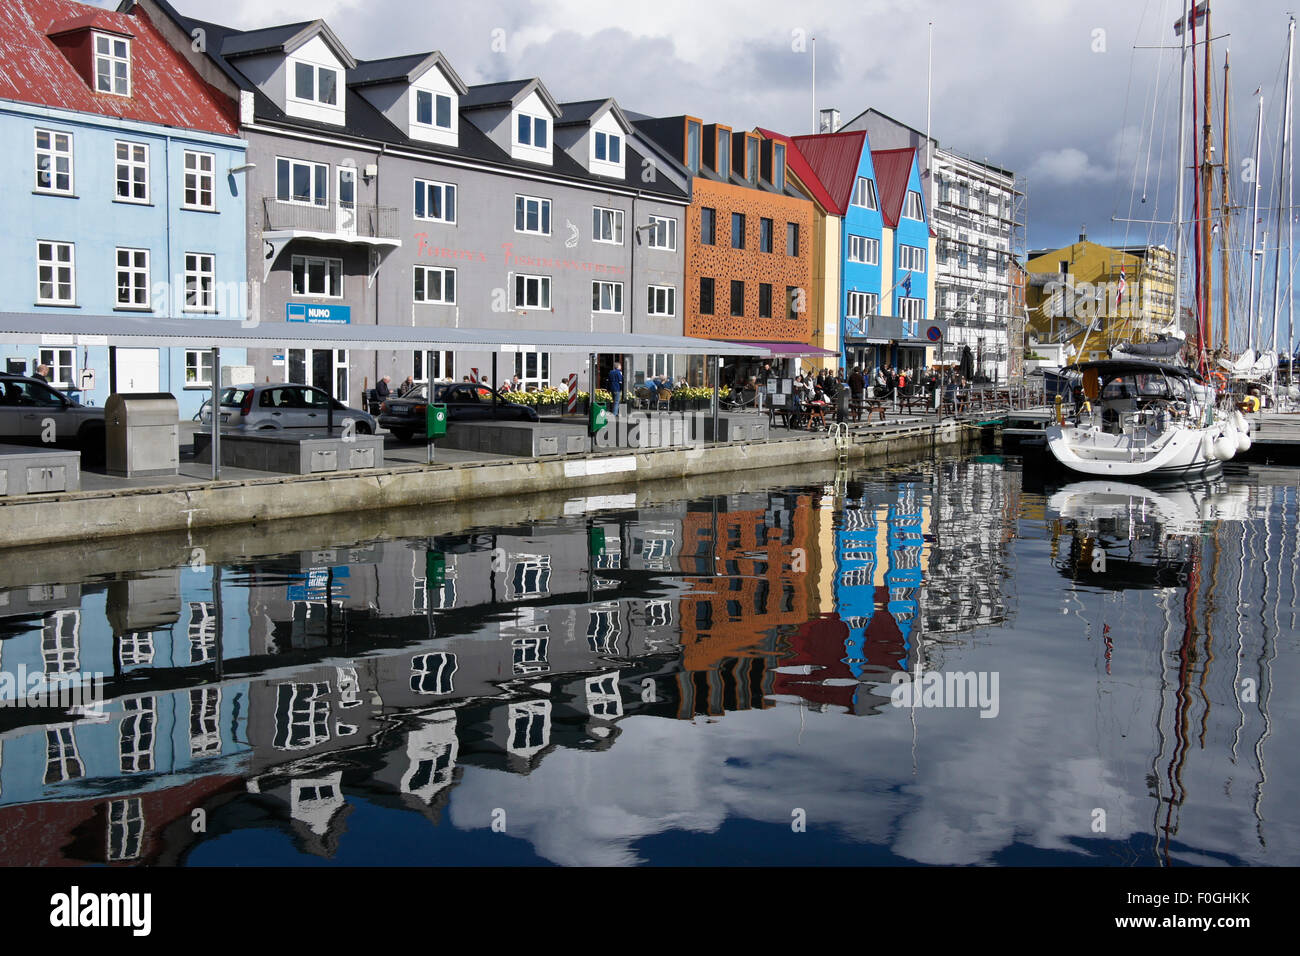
top-left (0, 0), bottom-right (247, 417)
top-left (874, 147), bottom-right (934, 373)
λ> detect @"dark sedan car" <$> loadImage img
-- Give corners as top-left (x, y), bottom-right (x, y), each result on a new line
top-left (379, 382), bottom-right (538, 440)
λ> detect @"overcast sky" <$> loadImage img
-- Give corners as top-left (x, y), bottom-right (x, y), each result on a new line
top-left (115, 0), bottom-right (1300, 262)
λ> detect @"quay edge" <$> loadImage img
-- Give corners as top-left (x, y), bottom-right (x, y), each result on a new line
top-left (0, 421), bottom-right (983, 547)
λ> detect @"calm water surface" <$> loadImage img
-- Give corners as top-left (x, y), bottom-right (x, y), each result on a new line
top-left (1, 456), bottom-right (1296, 866)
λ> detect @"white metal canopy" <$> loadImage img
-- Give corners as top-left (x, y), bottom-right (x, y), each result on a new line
top-left (0, 312), bottom-right (758, 357)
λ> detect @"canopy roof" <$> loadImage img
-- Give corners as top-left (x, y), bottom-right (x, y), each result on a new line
top-left (0, 313), bottom-right (759, 357)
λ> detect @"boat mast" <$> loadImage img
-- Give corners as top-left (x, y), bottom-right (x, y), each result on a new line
top-left (1221, 49), bottom-right (1231, 352)
top-left (1201, 0), bottom-right (1214, 354)
top-left (1248, 91), bottom-right (1264, 352)
top-left (1289, 40), bottom-right (1296, 376)
top-left (1174, 0), bottom-right (1190, 342)
top-left (1270, 17), bottom-right (1294, 390)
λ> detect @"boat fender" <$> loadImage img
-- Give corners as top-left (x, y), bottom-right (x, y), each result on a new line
top-left (1213, 430), bottom-right (1236, 461)
top-left (1237, 430), bottom-right (1252, 453)
top-left (1202, 431), bottom-right (1219, 460)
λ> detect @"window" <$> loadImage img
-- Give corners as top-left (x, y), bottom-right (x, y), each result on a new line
top-left (731, 212), bottom-right (745, 249)
top-left (847, 291), bottom-right (879, 318)
top-left (773, 143), bottom-right (786, 191)
top-left (45, 727), bottom-right (83, 785)
top-left (186, 349), bottom-right (213, 386)
top-left (758, 283), bottom-right (772, 318)
top-left (115, 247), bottom-right (150, 308)
top-left (184, 253), bottom-right (215, 313)
top-left (115, 141), bottom-right (148, 203)
top-left (414, 266), bottom-right (456, 304)
top-left (716, 130), bottom-right (730, 176)
top-left (276, 157), bottom-right (328, 206)
top-left (293, 61), bottom-right (338, 106)
top-left (729, 280), bottom-right (745, 317)
top-left (848, 235), bottom-right (879, 265)
top-left (700, 207), bottom-right (716, 245)
top-left (899, 296), bottom-right (927, 321)
top-left (515, 194), bottom-right (551, 235)
top-left (36, 241), bottom-right (75, 305)
top-left (760, 218), bottom-right (773, 253)
top-left (647, 285), bottom-right (675, 317)
top-left (786, 222), bottom-right (800, 257)
top-left (119, 697), bottom-right (155, 773)
top-left (415, 90), bottom-right (452, 129)
top-left (903, 189), bottom-right (925, 220)
top-left (414, 179), bottom-right (456, 222)
top-left (686, 119), bottom-right (701, 172)
top-left (514, 274), bottom-right (551, 309)
top-left (411, 653), bottom-right (458, 695)
top-left (648, 216), bottom-right (676, 251)
top-left (182, 151), bottom-right (215, 210)
top-left (592, 206), bottom-right (624, 244)
top-left (94, 33), bottom-right (130, 96)
top-left (852, 176), bottom-right (878, 210)
top-left (899, 244), bottom-right (927, 272)
top-left (40, 348), bottom-right (74, 388)
top-left (786, 285), bottom-right (803, 320)
top-left (699, 277), bottom-right (715, 315)
top-left (34, 129), bottom-right (73, 194)
top-left (187, 602), bottom-right (217, 664)
top-left (514, 351), bottom-right (550, 389)
top-left (746, 137), bottom-right (758, 183)
top-left (592, 280), bottom-right (623, 313)
top-left (291, 255), bottom-right (342, 298)
top-left (594, 130), bottom-right (621, 163)
top-left (273, 682), bottom-right (331, 751)
top-left (190, 687), bottom-right (222, 757)
top-left (516, 113), bottom-right (549, 149)
top-left (414, 349), bottom-right (454, 383)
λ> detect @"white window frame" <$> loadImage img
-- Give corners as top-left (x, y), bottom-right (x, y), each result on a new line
top-left (411, 652), bottom-right (457, 695)
top-left (39, 348), bottom-right (75, 388)
top-left (846, 291), bottom-right (879, 319)
top-left (292, 61), bottom-right (339, 107)
top-left (414, 265), bottom-right (456, 305)
top-left (647, 285), bottom-right (675, 317)
top-left (190, 686), bottom-right (222, 757)
top-left (414, 179), bottom-right (456, 223)
top-left (183, 252), bottom-right (216, 313)
top-left (594, 130), bottom-right (622, 163)
top-left (852, 176), bottom-right (879, 210)
top-left (647, 215), bottom-right (677, 251)
top-left (899, 244), bottom-right (927, 272)
top-left (899, 296), bottom-right (927, 321)
top-left (513, 350), bottom-right (550, 389)
top-left (185, 349), bottom-right (214, 388)
top-left (413, 349), bottom-right (454, 384)
top-left (276, 157), bottom-right (329, 207)
top-left (115, 247), bottom-right (150, 309)
top-left (34, 129), bottom-right (73, 195)
top-left (119, 696), bottom-right (155, 774)
top-left (94, 33), bottom-right (131, 97)
top-left (515, 112), bottom-right (549, 149)
top-left (114, 140), bottom-right (149, 204)
top-left (415, 90), bottom-right (453, 130)
top-left (848, 235), bottom-right (879, 265)
top-left (183, 150), bottom-right (216, 211)
top-left (592, 206), bottom-right (624, 244)
top-left (514, 194), bottom-right (551, 235)
top-left (36, 241), bottom-right (76, 305)
top-left (592, 280), bottom-right (623, 314)
top-left (514, 273), bottom-right (551, 310)
top-left (291, 254), bottom-right (343, 298)
top-left (903, 189), bottom-right (925, 220)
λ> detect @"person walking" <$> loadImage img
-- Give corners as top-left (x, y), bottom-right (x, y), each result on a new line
top-left (33, 364), bottom-right (50, 383)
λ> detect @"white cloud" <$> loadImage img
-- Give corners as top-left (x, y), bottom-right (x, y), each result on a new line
top-left (1028, 147), bottom-right (1108, 185)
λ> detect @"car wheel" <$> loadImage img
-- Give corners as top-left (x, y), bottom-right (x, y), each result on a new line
top-left (354, 421), bottom-right (372, 435)
top-left (391, 428), bottom-right (412, 442)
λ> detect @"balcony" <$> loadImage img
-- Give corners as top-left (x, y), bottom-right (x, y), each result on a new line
top-left (844, 314), bottom-right (948, 344)
top-left (262, 198), bottom-right (402, 246)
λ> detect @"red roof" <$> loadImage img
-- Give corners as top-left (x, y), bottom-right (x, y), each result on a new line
top-left (755, 127), bottom-right (839, 214)
top-left (789, 130), bottom-right (869, 215)
top-left (0, 0), bottom-right (238, 136)
top-left (871, 148), bottom-right (920, 228)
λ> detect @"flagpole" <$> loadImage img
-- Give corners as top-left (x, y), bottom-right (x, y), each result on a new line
top-left (1173, 0), bottom-right (1190, 346)
top-left (1248, 89), bottom-right (1264, 352)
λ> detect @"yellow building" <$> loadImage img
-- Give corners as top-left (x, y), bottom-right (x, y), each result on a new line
top-left (1025, 237), bottom-right (1175, 360)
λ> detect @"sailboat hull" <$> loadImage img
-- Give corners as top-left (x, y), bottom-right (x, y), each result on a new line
top-left (1046, 422), bottom-right (1226, 478)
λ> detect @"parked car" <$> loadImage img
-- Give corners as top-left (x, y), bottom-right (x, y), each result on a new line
top-left (0, 372), bottom-right (105, 461)
top-left (198, 383), bottom-right (376, 433)
top-left (379, 382), bottom-right (538, 440)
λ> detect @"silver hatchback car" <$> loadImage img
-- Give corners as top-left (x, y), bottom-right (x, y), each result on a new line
top-left (199, 383), bottom-right (376, 433)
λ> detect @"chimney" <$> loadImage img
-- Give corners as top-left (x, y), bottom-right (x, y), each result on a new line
top-left (819, 108), bottom-right (840, 134)
top-left (1079, 224), bottom-right (1087, 243)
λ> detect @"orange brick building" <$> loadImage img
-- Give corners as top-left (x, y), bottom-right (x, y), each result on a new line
top-left (634, 116), bottom-right (816, 383)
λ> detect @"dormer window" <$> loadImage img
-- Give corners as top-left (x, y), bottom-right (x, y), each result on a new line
top-left (94, 33), bottom-right (130, 96)
top-left (716, 130), bottom-right (730, 177)
top-left (903, 189), bottom-right (925, 220)
top-left (416, 90), bottom-right (452, 130)
top-left (516, 113), bottom-right (548, 149)
top-left (773, 143), bottom-right (786, 191)
top-left (594, 131), bottom-right (621, 163)
top-left (685, 119), bottom-right (701, 173)
top-left (746, 136), bottom-right (758, 184)
top-left (294, 62), bottom-right (339, 106)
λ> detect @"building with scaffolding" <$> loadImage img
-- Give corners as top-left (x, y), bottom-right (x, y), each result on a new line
top-left (839, 108), bottom-right (1025, 382)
